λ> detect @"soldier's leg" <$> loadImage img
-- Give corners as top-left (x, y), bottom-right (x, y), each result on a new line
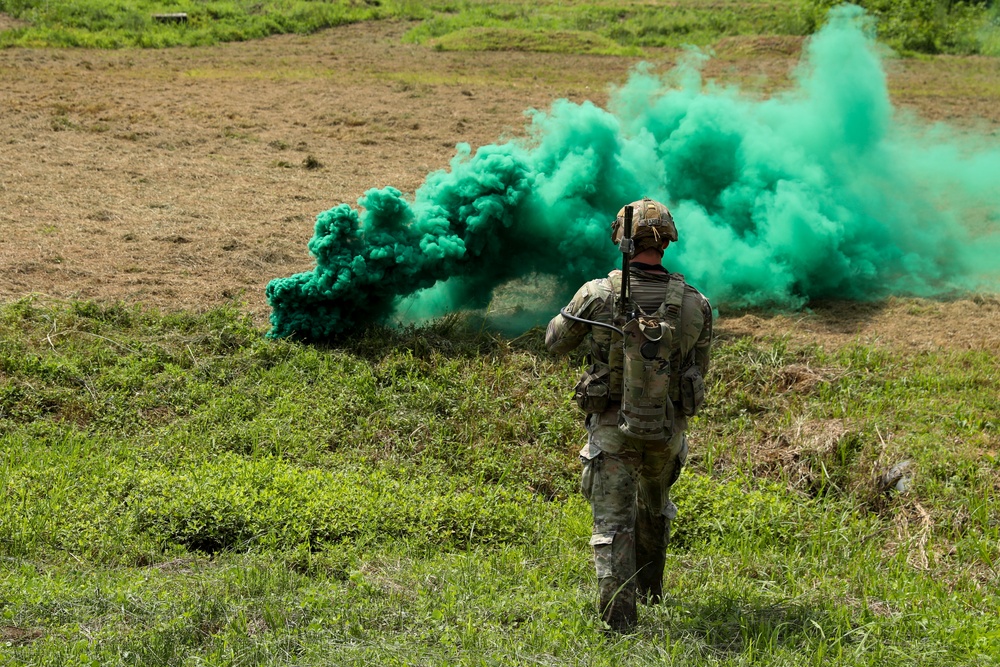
top-left (580, 420), bottom-right (640, 632)
top-left (635, 431), bottom-right (687, 604)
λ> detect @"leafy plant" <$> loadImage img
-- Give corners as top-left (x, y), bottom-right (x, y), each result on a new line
top-left (807, 0), bottom-right (992, 54)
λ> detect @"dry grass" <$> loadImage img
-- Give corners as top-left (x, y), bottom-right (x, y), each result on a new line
top-left (713, 34), bottom-right (806, 56)
top-left (720, 296), bottom-right (1000, 352)
top-left (1, 21), bottom-right (998, 341)
top-left (0, 625), bottom-right (45, 646)
top-left (0, 11), bottom-right (29, 31)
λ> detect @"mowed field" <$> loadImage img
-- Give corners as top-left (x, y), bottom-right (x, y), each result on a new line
top-left (2, 19), bottom-right (1000, 344)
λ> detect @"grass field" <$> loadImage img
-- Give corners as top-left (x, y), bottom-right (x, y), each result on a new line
top-left (1, 0), bottom-right (999, 54)
top-left (1, 298), bottom-right (998, 665)
top-left (2, 2), bottom-right (1000, 665)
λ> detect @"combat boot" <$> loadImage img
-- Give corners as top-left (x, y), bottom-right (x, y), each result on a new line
top-left (635, 513), bottom-right (667, 605)
top-left (636, 551), bottom-right (664, 605)
top-left (599, 576), bottom-right (637, 633)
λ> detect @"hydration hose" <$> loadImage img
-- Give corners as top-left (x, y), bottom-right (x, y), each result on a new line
top-left (560, 308), bottom-right (624, 337)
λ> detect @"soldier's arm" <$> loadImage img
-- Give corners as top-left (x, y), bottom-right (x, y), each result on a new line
top-left (545, 281), bottom-right (603, 355)
top-left (694, 297), bottom-right (713, 377)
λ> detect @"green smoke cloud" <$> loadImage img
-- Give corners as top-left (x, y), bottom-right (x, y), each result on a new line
top-left (266, 5), bottom-right (1000, 341)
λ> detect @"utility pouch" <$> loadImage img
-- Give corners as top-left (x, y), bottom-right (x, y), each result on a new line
top-left (574, 364), bottom-right (611, 414)
top-left (680, 365), bottom-right (705, 417)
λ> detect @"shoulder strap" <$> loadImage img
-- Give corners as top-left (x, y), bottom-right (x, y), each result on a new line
top-left (652, 274), bottom-right (686, 331)
top-left (607, 270), bottom-right (622, 320)
top-left (678, 284), bottom-right (698, 354)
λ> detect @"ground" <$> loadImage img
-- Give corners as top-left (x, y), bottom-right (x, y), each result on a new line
top-left (1, 19), bottom-right (999, 348)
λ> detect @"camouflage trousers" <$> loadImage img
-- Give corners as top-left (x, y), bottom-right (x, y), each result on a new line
top-left (580, 407), bottom-right (687, 632)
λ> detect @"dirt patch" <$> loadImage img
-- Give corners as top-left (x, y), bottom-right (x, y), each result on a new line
top-left (0, 22), bottom-right (631, 325)
top-left (0, 12), bottom-right (29, 32)
top-left (1, 21), bottom-right (998, 346)
top-left (720, 296), bottom-right (1000, 352)
top-left (0, 625), bottom-right (44, 645)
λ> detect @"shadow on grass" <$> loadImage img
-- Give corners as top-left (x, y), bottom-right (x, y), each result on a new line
top-left (646, 594), bottom-right (846, 656)
top-left (333, 313), bottom-right (553, 361)
top-left (714, 298), bottom-right (894, 343)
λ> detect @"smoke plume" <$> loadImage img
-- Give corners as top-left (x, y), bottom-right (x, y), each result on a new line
top-left (266, 6), bottom-right (1000, 341)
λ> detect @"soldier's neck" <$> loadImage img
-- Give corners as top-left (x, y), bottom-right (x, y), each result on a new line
top-left (632, 248), bottom-right (664, 264)
top-left (631, 248), bottom-right (667, 273)
top-left (631, 261), bottom-right (667, 274)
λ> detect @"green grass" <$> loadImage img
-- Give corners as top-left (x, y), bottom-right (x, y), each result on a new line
top-left (404, 0), bottom-right (813, 53)
top-left (0, 0), bottom-right (429, 48)
top-left (2, 0), bottom-right (997, 54)
top-left (1, 296), bottom-right (998, 664)
top-left (426, 26), bottom-right (643, 57)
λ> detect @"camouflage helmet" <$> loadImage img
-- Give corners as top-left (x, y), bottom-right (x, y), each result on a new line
top-left (610, 197), bottom-right (678, 248)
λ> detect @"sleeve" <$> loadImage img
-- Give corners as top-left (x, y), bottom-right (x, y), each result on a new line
top-left (693, 296), bottom-right (713, 377)
top-left (545, 280), bottom-right (604, 355)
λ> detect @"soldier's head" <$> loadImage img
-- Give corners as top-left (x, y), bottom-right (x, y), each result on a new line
top-left (610, 198), bottom-right (677, 256)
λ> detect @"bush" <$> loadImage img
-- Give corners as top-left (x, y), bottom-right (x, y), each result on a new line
top-left (131, 455), bottom-right (544, 553)
top-left (808, 0), bottom-right (991, 54)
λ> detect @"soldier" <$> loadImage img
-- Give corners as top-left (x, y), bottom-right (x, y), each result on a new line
top-left (545, 198), bottom-right (713, 633)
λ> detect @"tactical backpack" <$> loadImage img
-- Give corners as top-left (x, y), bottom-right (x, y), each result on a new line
top-left (614, 274), bottom-right (686, 440)
top-left (568, 271), bottom-right (705, 439)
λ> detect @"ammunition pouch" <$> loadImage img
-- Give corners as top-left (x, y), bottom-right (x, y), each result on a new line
top-left (680, 365), bottom-right (705, 417)
top-left (574, 364), bottom-right (611, 414)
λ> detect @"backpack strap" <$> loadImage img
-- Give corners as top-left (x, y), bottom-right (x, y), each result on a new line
top-left (654, 274), bottom-right (688, 406)
top-left (652, 274), bottom-right (685, 331)
top-left (678, 284), bottom-right (697, 361)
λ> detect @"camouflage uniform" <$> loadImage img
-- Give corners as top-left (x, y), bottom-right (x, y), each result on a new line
top-left (546, 265), bottom-right (712, 631)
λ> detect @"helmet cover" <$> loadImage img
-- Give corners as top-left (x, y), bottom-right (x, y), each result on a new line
top-left (610, 198), bottom-right (678, 248)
